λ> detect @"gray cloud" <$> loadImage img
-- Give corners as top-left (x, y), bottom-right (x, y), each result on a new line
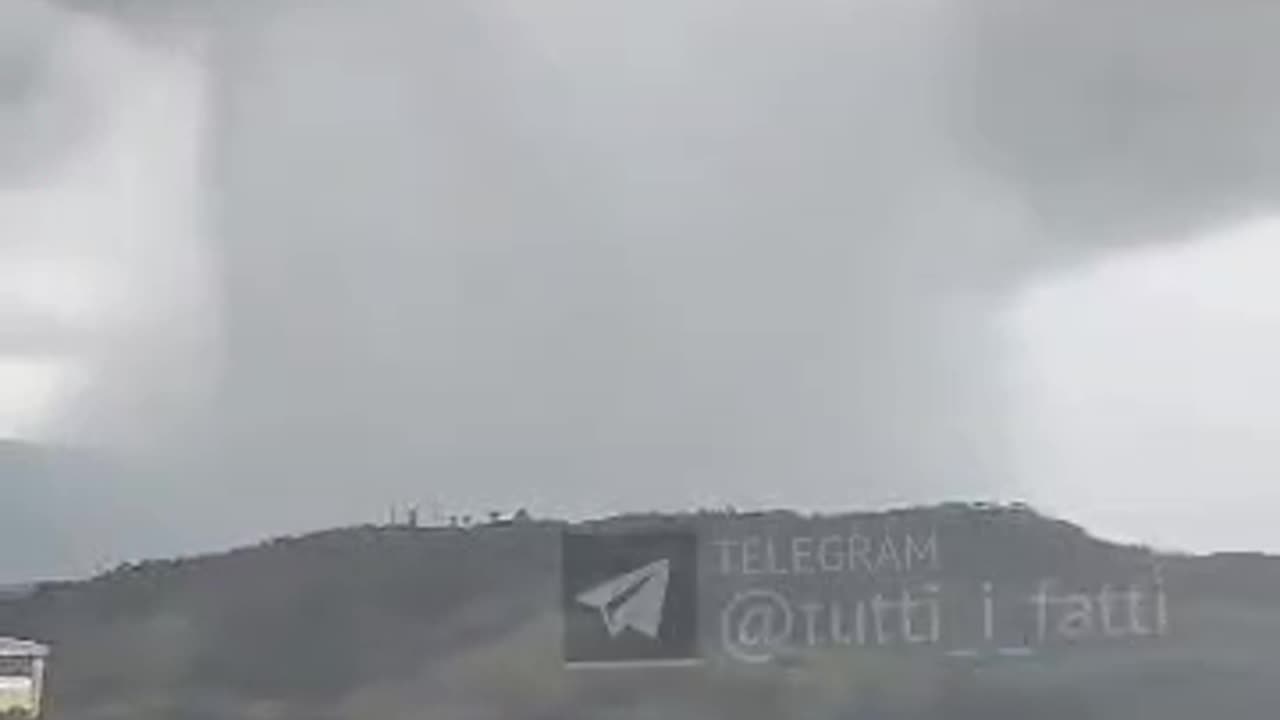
top-left (10, 0), bottom-right (1280, 575)
top-left (951, 0), bottom-right (1280, 252)
top-left (184, 0), bottom-right (1017, 537)
top-left (0, 0), bottom-right (99, 188)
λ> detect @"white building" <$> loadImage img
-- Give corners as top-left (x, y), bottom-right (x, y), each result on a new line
top-left (0, 638), bottom-right (48, 718)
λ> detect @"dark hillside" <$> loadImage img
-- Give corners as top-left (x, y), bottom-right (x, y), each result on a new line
top-left (1, 505), bottom-right (1278, 718)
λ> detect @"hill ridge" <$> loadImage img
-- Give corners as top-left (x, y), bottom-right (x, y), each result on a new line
top-left (3, 502), bottom-right (1279, 719)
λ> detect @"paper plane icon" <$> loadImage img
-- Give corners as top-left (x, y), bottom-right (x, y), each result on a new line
top-left (575, 559), bottom-right (670, 639)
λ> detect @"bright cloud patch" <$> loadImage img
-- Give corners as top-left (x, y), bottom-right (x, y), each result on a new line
top-left (1004, 216), bottom-right (1280, 552)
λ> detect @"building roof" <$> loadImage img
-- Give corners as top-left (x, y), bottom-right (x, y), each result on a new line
top-left (0, 638), bottom-right (48, 658)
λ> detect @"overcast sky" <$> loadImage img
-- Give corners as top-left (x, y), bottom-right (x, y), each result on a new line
top-left (3, 0), bottom-right (1280, 580)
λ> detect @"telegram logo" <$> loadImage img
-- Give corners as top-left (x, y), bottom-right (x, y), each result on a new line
top-left (562, 529), bottom-right (699, 668)
top-left (576, 558), bottom-right (671, 639)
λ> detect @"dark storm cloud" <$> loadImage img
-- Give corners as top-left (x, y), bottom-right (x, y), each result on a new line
top-left (11, 0), bottom-right (1280, 575)
top-left (0, 0), bottom-right (98, 187)
top-left (950, 0), bottom-right (1280, 254)
top-left (184, 0), bottom-right (1019, 538)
